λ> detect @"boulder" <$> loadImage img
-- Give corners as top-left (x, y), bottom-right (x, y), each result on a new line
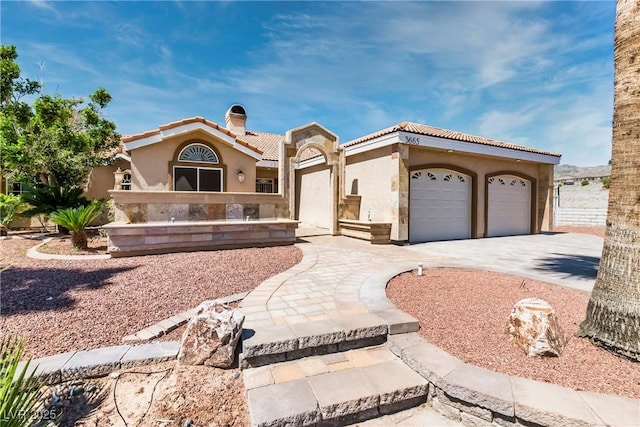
top-left (506, 298), bottom-right (567, 357)
top-left (178, 300), bottom-right (245, 368)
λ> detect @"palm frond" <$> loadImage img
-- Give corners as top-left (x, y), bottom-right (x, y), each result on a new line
top-left (49, 201), bottom-right (103, 233)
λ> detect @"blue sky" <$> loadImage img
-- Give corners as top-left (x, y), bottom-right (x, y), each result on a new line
top-left (2, 1), bottom-right (616, 166)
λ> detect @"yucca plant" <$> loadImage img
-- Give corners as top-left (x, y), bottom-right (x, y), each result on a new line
top-left (49, 201), bottom-right (103, 249)
top-left (0, 336), bottom-right (43, 426)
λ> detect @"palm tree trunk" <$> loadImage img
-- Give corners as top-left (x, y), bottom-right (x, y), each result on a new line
top-left (71, 230), bottom-right (88, 250)
top-left (577, 0), bottom-right (640, 361)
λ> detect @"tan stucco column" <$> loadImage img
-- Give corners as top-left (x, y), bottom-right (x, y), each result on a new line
top-left (538, 163), bottom-right (554, 232)
top-left (390, 144), bottom-right (410, 241)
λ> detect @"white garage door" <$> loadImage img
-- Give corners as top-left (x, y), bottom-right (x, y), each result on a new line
top-left (410, 168), bottom-right (472, 242)
top-left (487, 175), bottom-right (531, 237)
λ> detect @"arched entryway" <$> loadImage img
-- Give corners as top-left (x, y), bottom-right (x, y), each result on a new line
top-left (283, 123), bottom-right (341, 235)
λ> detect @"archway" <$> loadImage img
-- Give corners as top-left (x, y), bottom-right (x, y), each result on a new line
top-left (283, 123), bottom-right (341, 235)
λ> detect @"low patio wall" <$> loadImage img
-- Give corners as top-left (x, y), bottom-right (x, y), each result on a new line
top-left (338, 219), bottom-right (392, 244)
top-left (109, 190), bottom-right (290, 224)
top-left (103, 219), bottom-right (299, 257)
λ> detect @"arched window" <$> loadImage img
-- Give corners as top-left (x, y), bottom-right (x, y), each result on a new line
top-left (173, 143), bottom-right (223, 192)
top-left (121, 172), bottom-right (132, 190)
top-left (178, 143), bottom-right (219, 163)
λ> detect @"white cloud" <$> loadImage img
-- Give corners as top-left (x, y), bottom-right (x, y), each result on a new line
top-left (28, 0), bottom-right (56, 12)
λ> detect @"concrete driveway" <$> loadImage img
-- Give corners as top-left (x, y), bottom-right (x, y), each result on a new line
top-left (406, 232), bottom-right (604, 293)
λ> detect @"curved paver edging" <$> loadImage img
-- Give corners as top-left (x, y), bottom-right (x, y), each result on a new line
top-left (27, 237), bottom-right (111, 260)
top-left (363, 267), bottom-right (640, 427)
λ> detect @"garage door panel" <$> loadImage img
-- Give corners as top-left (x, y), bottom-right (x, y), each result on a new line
top-left (487, 175), bottom-right (531, 237)
top-left (410, 168), bottom-right (472, 242)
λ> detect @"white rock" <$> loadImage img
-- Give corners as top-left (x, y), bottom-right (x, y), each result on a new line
top-left (507, 298), bottom-right (567, 357)
top-left (177, 300), bottom-right (245, 368)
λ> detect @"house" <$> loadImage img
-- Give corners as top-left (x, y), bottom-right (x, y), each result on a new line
top-left (102, 104), bottom-right (560, 255)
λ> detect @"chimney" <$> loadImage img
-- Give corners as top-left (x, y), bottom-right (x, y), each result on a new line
top-left (225, 104), bottom-right (247, 136)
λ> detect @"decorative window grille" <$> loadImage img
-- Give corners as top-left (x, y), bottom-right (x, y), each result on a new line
top-left (178, 144), bottom-right (219, 163)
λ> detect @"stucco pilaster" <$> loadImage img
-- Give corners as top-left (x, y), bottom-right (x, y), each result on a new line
top-left (390, 144), bottom-right (409, 241)
top-left (538, 163), bottom-right (554, 232)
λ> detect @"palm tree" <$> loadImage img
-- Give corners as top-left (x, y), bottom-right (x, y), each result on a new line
top-left (49, 201), bottom-right (103, 250)
top-left (577, 0), bottom-right (640, 361)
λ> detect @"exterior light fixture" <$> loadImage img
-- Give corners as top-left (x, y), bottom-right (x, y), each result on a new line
top-left (516, 159), bottom-right (522, 162)
top-left (447, 149), bottom-right (454, 153)
top-left (237, 170), bottom-right (245, 183)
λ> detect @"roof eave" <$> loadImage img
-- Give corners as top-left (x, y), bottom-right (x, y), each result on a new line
top-left (123, 120), bottom-right (263, 160)
top-left (344, 131), bottom-right (561, 165)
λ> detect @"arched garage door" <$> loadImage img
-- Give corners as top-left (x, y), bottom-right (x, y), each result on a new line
top-left (410, 168), bottom-right (472, 242)
top-left (487, 175), bottom-right (531, 237)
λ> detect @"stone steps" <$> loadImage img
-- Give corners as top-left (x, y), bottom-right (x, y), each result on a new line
top-left (240, 312), bottom-right (418, 368)
top-left (244, 346), bottom-right (429, 426)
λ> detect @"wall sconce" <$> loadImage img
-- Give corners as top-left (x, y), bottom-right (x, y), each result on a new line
top-left (237, 170), bottom-right (245, 183)
top-left (446, 149), bottom-right (454, 153)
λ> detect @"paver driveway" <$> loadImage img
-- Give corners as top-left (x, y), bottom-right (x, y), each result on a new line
top-left (406, 232), bottom-right (603, 292)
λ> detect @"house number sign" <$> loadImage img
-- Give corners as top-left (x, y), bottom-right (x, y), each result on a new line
top-left (404, 135), bottom-right (421, 145)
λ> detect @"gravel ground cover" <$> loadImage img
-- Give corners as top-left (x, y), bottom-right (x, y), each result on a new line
top-left (1, 236), bottom-right (302, 359)
top-left (554, 225), bottom-right (605, 238)
top-left (387, 268), bottom-right (639, 400)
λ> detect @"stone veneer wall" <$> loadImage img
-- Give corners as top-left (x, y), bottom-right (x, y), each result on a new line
top-left (109, 190), bottom-right (290, 224)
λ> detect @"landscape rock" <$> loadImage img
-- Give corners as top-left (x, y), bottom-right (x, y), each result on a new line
top-left (178, 300), bottom-right (245, 368)
top-left (507, 298), bottom-right (567, 357)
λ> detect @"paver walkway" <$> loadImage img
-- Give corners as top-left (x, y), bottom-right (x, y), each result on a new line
top-left (238, 232), bottom-right (634, 427)
top-left (241, 232), bottom-right (602, 332)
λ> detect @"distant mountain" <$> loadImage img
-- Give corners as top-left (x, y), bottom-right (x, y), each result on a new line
top-left (554, 164), bottom-right (611, 180)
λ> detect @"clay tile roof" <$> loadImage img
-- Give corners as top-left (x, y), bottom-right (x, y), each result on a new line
top-left (121, 117), bottom-right (263, 155)
top-left (343, 121), bottom-right (561, 157)
top-left (239, 131), bottom-right (284, 161)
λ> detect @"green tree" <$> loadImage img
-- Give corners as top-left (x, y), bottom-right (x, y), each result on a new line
top-left (0, 45), bottom-right (120, 189)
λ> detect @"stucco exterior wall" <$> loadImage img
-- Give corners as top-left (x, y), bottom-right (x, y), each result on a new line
top-left (344, 146), bottom-right (393, 223)
top-left (130, 129), bottom-right (257, 192)
top-left (295, 163), bottom-right (332, 229)
top-left (84, 158), bottom-right (130, 200)
top-left (342, 144), bottom-right (553, 241)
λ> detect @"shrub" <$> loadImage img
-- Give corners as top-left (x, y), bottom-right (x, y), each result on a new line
top-left (49, 201), bottom-right (104, 249)
top-left (20, 185), bottom-right (89, 218)
top-left (581, 179), bottom-right (589, 186)
top-left (601, 176), bottom-right (611, 189)
top-left (0, 194), bottom-right (24, 235)
top-left (0, 336), bottom-right (43, 426)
